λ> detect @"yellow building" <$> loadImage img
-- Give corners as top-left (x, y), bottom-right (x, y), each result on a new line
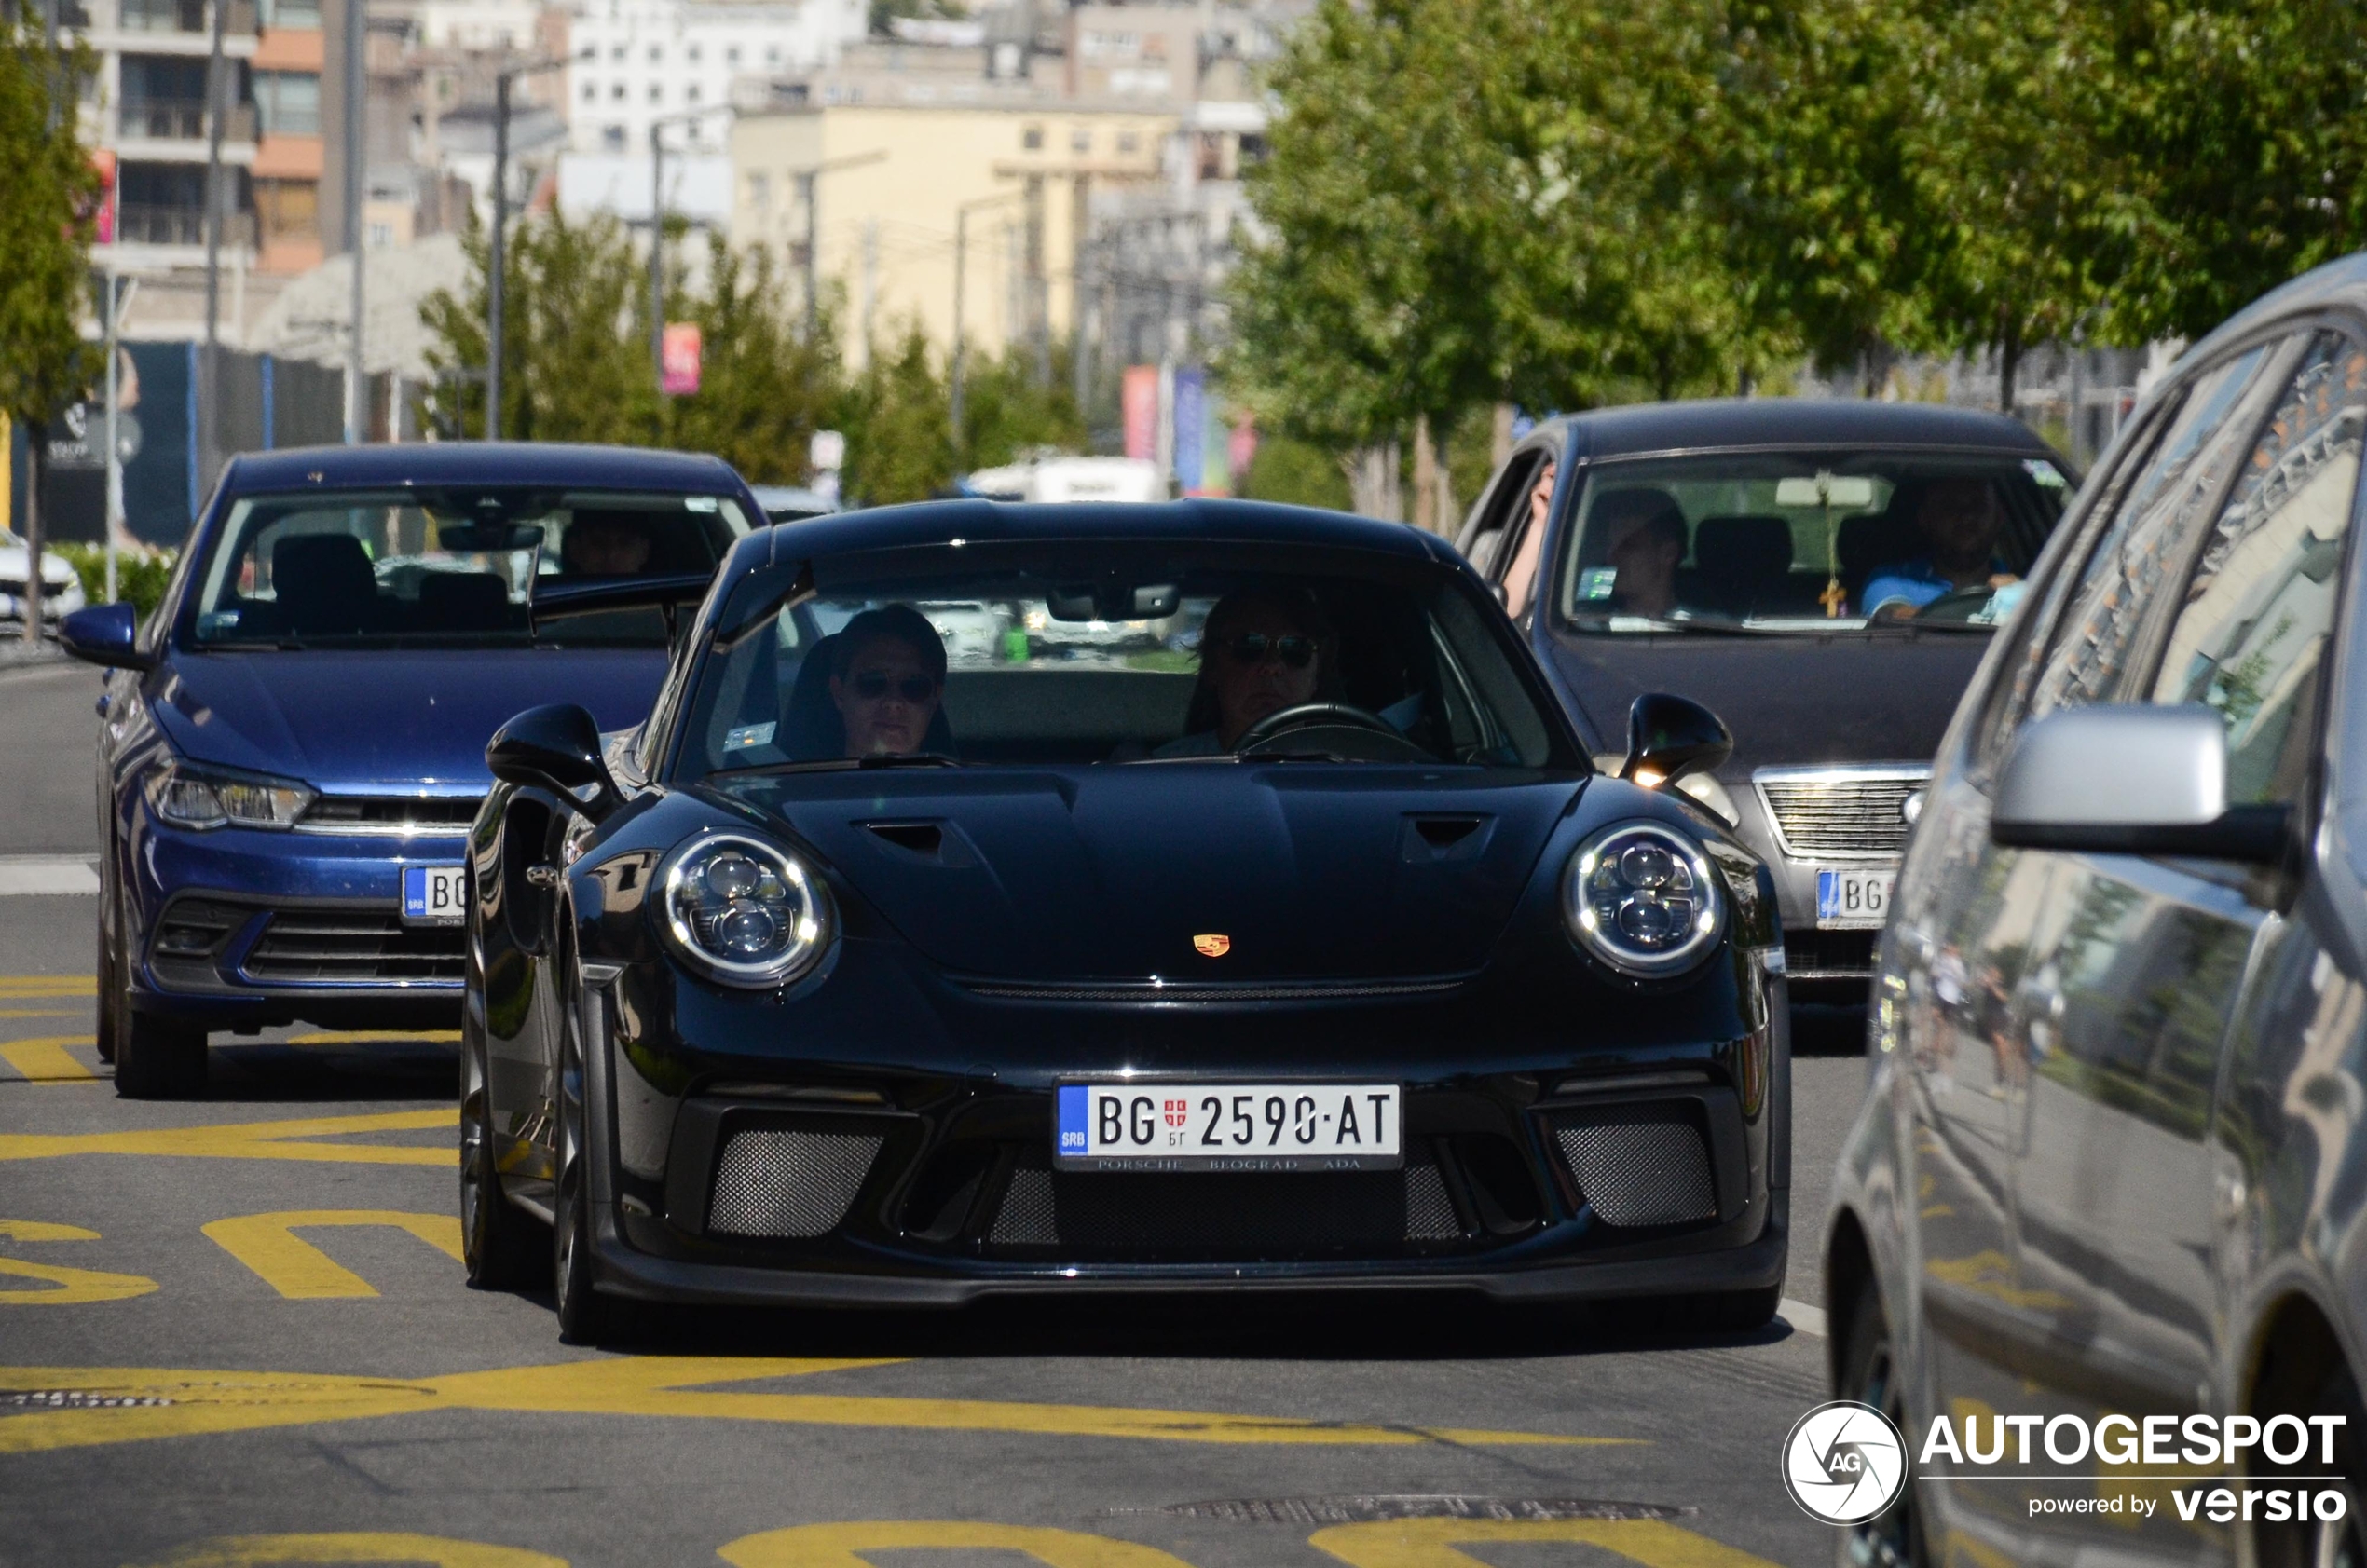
top-left (730, 99), bottom-right (1178, 368)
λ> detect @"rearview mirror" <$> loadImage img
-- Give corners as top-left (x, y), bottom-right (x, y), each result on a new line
top-left (1774, 475), bottom-right (1877, 510)
top-left (486, 703), bottom-right (619, 822)
top-left (1621, 692), bottom-right (1731, 789)
top-left (58, 602), bottom-right (152, 671)
top-left (1991, 705), bottom-right (2291, 862)
top-left (1046, 581), bottom-right (1180, 621)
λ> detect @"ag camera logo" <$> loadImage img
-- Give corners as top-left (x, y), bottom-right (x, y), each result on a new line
top-left (1782, 1400), bottom-right (1908, 1524)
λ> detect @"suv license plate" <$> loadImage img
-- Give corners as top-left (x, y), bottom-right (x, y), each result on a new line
top-left (1056, 1083), bottom-right (1402, 1171)
top-left (1816, 867), bottom-right (1895, 928)
top-left (401, 865), bottom-right (467, 926)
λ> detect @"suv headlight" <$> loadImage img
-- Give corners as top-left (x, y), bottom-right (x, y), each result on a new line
top-left (144, 761), bottom-right (313, 830)
top-left (657, 831), bottom-right (834, 988)
top-left (1562, 819), bottom-right (1725, 977)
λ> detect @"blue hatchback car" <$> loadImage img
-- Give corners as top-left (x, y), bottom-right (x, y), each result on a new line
top-left (59, 443), bottom-right (766, 1098)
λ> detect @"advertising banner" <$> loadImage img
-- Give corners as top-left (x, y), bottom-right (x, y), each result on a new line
top-left (1121, 366), bottom-right (1158, 460)
top-left (1172, 368), bottom-right (1206, 492)
top-left (661, 322), bottom-right (703, 396)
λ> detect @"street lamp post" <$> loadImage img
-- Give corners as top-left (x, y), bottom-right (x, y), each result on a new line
top-left (643, 106), bottom-right (731, 402)
top-left (949, 190), bottom-right (1022, 451)
top-left (485, 53), bottom-right (567, 441)
top-left (779, 150), bottom-right (887, 346)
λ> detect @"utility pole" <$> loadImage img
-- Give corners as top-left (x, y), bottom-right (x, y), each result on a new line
top-left (1024, 173), bottom-right (1048, 387)
top-left (342, 0), bottom-right (364, 443)
top-left (484, 55), bottom-right (566, 441)
top-left (785, 149), bottom-right (887, 345)
top-left (949, 189), bottom-right (1021, 452)
top-left (200, 0), bottom-right (228, 483)
top-left (103, 277), bottom-right (138, 604)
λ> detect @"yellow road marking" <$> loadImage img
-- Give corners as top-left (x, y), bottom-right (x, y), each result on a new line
top-left (0, 975), bottom-right (96, 999)
top-left (283, 1030), bottom-right (463, 1045)
top-left (202, 1210), bottom-right (465, 1299)
top-left (0, 1034), bottom-right (99, 1084)
top-left (720, 1522), bottom-right (1195, 1566)
top-left (1310, 1519), bottom-right (1786, 1567)
top-left (0, 1357), bottom-right (1627, 1455)
top-left (0, 1108), bottom-right (457, 1166)
top-left (0, 1008), bottom-right (81, 1018)
top-left (128, 1533), bottom-right (566, 1566)
top-left (0, 1220), bottom-right (157, 1305)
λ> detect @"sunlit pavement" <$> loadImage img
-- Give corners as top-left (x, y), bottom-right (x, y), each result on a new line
top-left (0, 658), bottom-right (1865, 1567)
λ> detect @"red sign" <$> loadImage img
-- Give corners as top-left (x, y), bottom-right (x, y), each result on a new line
top-left (1122, 365), bottom-right (1158, 460)
top-left (1228, 421), bottom-right (1258, 487)
top-left (661, 322), bottom-right (702, 396)
top-left (89, 150), bottom-right (116, 244)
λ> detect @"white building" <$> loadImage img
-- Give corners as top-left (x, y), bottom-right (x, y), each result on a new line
top-left (564, 0), bottom-right (867, 155)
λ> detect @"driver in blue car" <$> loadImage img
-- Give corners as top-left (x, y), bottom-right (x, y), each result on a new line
top-left (1861, 477), bottom-right (2020, 619)
top-left (1156, 587), bottom-right (1339, 757)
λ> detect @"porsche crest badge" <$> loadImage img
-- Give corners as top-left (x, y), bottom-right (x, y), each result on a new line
top-left (1192, 934), bottom-right (1231, 958)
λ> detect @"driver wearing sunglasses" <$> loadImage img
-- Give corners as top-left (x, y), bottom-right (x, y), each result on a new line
top-left (1156, 587), bottom-right (1338, 757)
top-left (828, 605), bottom-right (950, 758)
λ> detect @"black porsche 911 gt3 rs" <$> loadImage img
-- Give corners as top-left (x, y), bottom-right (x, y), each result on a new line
top-left (460, 498), bottom-right (1790, 1342)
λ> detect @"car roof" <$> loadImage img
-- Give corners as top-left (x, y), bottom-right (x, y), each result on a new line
top-left (222, 442), bottom-right (746, 496)
top-left (1539, 398), bottom-right (2060, 462)
top-left (2172, 251), bottom-right (2367, 372)
top-left (751, 498), bottom-right (1450, 566)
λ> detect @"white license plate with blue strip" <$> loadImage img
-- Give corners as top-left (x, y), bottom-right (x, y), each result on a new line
top-left (401, 865), bottom-right (467, 926)
top-left (1815, 867), bottom-right (1894, 929)
top-left (1056, 1083), bottom-right (1401, 1171)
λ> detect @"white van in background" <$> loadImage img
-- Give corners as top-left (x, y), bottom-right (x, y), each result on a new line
top-left (964, 456), bottom-right (1168, 504)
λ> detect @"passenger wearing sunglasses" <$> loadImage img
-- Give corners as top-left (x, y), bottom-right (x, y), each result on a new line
top-left (1156, 587), bottom-right (1339, 757)
top-left (828, 605), bottom-right (951, 757)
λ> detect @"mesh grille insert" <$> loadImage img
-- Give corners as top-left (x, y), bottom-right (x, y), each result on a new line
top-left (1553, 1117), bottom-right (1716, 1228)
top-left (707, 1128), bottom-right (883, 1238)
top-left (983, 1154), bottom-right (1464, 1256)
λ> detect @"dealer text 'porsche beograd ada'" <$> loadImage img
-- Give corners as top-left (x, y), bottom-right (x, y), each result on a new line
top-left (459, 498), bottom-right (1790, 1341)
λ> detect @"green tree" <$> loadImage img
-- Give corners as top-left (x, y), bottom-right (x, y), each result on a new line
top-left (0, 0), bottom-right (100, 641)
top-left (956, 337), bottom-right (1087, 472)
top-left (841, 320), bottom-right (954, 505)
top-left (670, 235), bottom-right (841, 483)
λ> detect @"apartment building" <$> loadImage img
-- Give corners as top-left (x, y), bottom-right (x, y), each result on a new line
top-left (566, 0), bottom-right (867, 156)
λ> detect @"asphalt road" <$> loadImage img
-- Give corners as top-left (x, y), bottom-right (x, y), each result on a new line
top-left (0, 658), bottom-right (1870, 1568)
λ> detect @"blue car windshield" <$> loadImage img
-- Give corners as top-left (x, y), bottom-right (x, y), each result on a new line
top-left (186, 487), bottom-right (751, 648)
top-left (677, 542), bottom-right (1567, 773)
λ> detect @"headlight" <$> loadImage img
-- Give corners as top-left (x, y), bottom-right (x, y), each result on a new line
top-left (144, 761), bottom-right (312, 830)
top-left (1561, 819), bottom-right (1725, 977)
top-left (657, 831), bottom-right (834, 988)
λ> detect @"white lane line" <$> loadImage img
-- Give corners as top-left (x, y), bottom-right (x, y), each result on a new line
top-left (1781, 1298), bottom-right (1827, 1338)
top-left (0, 855), bottom-right (100, 895)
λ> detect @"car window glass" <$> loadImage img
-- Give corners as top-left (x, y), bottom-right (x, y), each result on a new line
top-left (2017, 337), bottom-right (2302, 723)
top-left (2149, 333), bottom-right (2367, 808)
top-left (1499, 462), bottom-right (1556, 621)
top-left (1462, 449), bottom-right (1547, 580)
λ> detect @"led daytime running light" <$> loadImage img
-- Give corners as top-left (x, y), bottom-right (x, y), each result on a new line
top-left (657, 831), bottom-right (834, 988)
top-left (144, 762), bottom-right (313, 830)
top-left (1562, 819), bottom-right (1725, 977)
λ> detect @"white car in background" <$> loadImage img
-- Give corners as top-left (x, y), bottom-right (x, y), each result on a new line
top-left (0, 529), bottom-right (88, 633)
top-left (965, 456), bottom-right (1167, 505)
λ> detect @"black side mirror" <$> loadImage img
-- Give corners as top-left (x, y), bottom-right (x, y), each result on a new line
top-left (58, 603), bottom-right (152, 671)
top-left (1621, 692), bottom-right (1732, 789)
top-left (486, 703), bottom-right (619, 821)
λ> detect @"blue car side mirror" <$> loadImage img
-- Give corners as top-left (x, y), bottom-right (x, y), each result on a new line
top-left (58, 603), bottom-right (153, 671)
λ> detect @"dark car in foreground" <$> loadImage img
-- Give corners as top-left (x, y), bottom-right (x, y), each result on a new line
top-left (459, 498), bottom-right (1791, 1342)
top-left (1827, 257), bottom-right (2367, 1565)
top-left (1458, 402), bottom-right (2074, 999)
top-left (61, 443), bottom-right (763, 1098)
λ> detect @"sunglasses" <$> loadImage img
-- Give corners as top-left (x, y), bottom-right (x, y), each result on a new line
top-left (849, 671), bottom-right (938, 702)
top-left (1220, 633), bottom-right (1317, 669)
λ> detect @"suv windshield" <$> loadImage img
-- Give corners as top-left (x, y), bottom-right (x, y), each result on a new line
top-left (187, 487), bottom-right (751, 648)
top-left (677, 542), bottom-right (1567, 774)
top-left (1559, 451), bottom-right (2071, 633)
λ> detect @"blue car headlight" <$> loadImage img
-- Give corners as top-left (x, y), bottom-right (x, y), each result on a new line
top-left (144, 760), bottom-right (313, 830)
top-left (1562, 819), bottom-right (1724, 977)
top-left (657, 831), bottom-right (834, 988)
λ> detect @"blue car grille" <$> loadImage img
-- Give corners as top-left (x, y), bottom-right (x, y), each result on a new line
top-left (240, 910), bottom-right (465, 986)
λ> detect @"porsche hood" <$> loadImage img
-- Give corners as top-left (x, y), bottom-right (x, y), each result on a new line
top-left (723, 766), bottom-right (1587, 981)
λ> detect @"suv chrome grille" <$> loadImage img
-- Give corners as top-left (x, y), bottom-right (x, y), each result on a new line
top-left (1753, 767), bottom-right (1929, 858)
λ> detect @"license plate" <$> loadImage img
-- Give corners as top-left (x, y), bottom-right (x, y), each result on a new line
top-left (1816, 867), bottom-right (1895, 928)
top-left (1056, 1083), bottom-right (1402, 1171)
top-left (401, 864), bottom-right (467, 926)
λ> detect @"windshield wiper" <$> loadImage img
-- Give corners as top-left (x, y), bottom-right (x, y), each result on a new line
top-left (712, 752), bottom-right (963, 778)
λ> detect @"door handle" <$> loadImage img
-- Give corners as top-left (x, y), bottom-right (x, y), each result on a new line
top-left (525, 864), bottom-right (561, 889)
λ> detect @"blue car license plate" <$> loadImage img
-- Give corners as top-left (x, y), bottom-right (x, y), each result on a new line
top-left (401, 864), bottom-right (467, 926)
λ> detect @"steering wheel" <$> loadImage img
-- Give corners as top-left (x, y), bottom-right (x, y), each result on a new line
top-left (1234, 702), bottom-right (1432, 761)
top-left (1913, 585), bottom-right (2004, 624)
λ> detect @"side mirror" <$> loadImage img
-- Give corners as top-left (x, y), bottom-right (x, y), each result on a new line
top-left (58, 603), bottom-right (152, 671)
top-left (1991, 704), bottom-right (2290, 862)
top-left (1621, 692), bottom-right (1732, 789)
top-left (486, 703), bottom-right (619, 822)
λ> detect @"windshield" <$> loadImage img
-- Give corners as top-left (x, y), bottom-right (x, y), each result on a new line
top-left (676, 542), bottom-right (1567, 775)
top-left (1557, 451), bottom-right (2071, 633)
top-left (186, 487), bottom-right (751, 648)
